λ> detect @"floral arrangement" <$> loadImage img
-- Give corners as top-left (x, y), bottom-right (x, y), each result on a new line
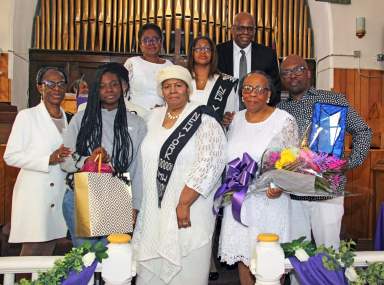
top-left (19, 241), bottom-right (108, 285)
top-left (261, 147), bottom-right (347, 194)
top-left (282, 237), bottom-right (384, 284)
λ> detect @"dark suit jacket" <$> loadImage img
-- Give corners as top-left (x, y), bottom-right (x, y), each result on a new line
top-left (216, 41), bottom-right (281, 106)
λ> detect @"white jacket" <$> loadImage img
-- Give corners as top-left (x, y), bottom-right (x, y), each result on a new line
top-left (4, 102), bottom-right (68, 242)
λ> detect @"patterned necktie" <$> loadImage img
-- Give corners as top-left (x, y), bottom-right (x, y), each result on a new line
top-left (239, 49), bottom-right (247, 80)
top-left (239, 49), bottom-right (247, 110)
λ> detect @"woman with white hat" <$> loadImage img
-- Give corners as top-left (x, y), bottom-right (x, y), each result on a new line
top-left (133, 65), bottom-right (227, 285)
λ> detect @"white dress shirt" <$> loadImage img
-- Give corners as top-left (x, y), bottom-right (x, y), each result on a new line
top-left (233, 42), bottom-right (252, 79)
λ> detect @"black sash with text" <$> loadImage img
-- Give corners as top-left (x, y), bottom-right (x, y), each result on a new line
top-left (156, 105), bottom-right (215, 207)
top-left (207, 74), bottom-right (238, 121)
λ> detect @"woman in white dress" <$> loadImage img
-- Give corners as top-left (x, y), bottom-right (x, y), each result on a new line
top-left (4, 67), bottom-right (71, 255)
top-left (218, 71), bottom-right (299, 285)
top-left (133, 65), bottom-right (226, 285)
top-left (124, 23), bottom-right (173, 110)
top-left (187, 36), bottom-right (239, 123)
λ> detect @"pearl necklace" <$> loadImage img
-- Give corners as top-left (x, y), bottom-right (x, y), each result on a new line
top-left (166, 111), bottom-right (180, 120)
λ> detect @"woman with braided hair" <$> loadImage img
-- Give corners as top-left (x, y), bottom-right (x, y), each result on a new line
top-left (61, 64), bottom-right (147, 246)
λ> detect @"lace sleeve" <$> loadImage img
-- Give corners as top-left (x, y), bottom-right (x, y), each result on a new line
top-left (268, 115), bottom-right (300, 149)
top-left (124, 59), bottom-right (134, 99)
top-left (184, 115), bottom-right (227, 198)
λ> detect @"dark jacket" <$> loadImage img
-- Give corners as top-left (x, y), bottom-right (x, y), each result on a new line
top-left (216, 41), bottom-right (281, 106)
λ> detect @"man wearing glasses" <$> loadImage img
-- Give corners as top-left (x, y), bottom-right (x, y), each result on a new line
top-left (216, 12), bottom-right (281, 107)
top-left (278, 55), bottom-right (371, 249)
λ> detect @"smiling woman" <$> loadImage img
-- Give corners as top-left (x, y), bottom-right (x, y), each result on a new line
top-left (124, 23), bottom-right (173, 110)
top-left (4, 66), bottom-right (71, 256)
top-left (60, 64), bottom-right (147, 247)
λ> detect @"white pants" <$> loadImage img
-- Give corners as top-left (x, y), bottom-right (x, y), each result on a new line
top-left (290, 197), bottom-right (344, 249)
top-left (136, 241), bottom-right (212, 285)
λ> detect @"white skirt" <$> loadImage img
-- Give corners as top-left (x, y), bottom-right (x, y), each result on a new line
top-left (218, 193), bottom-right (291, 266)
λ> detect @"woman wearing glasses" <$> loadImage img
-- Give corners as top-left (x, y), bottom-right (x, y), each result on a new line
top-left (218, 71), bottom-right (299, 285)
top-left (4, 67), bottom-right (71, 256)
top-left (187, 36), bottom-right (238, 124)
top-left (124, 23), bottom-right (173, 110)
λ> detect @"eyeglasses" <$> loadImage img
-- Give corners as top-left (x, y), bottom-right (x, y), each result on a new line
top-left (193, 46), bottom-right (212, 53)
top-left (280, 66), bottom-right (307, 78)
top-left (42, 80), bottom-right (67, 89)
top-left (242, 85), bottom-right (270, 96)
top-left (99, 80), bottom-right (121, 90)
top-left (233, 25), bottom-right (255, 33)
top-left (141, 36), bottom-right (161, 45)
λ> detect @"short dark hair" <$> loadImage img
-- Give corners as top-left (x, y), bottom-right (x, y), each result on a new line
top-left (138, 22), bottom-right (162, 41)
top-left (36, 66), bottom-right (67, 85)
top-left (187, 36), bottom-right (218, 79)
top-left (238, 70), bottom-right (276, 106)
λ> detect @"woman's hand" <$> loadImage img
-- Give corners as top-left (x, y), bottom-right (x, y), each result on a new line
top-left (176, 203), bottom-right (191, 228)
top-left (222, 112), bottom-right (235, 128)
top-left (86, 147), bottom-right (110, 163)
top-left (266, 187), bottom-right (283, 199)
top-left (176, 186), bottom-right (200, 229)
top-left (49, 144), bottom-right (72, 165)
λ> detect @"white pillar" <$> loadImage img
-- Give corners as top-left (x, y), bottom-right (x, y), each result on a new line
top-left (250, 233), bottom-right (285, 285)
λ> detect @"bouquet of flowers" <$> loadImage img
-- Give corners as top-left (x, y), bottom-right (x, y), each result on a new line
top-left (249, 146), bottom-right (347, 196)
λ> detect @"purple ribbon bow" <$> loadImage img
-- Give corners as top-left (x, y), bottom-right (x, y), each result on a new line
top-left (61, 260), bottom-right (98, 285)
top-left (213, 152), bottom-right (258, 225)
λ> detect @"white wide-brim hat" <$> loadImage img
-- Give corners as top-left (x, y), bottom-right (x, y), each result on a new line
top-left (157, 65), bottom-right (193, 96)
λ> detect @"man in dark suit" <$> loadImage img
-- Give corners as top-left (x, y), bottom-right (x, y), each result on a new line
top-left (217, 12), bottom-right (281, 107)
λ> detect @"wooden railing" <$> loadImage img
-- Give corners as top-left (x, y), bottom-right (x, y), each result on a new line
top-left (1, 251), bottom-right (383, 285)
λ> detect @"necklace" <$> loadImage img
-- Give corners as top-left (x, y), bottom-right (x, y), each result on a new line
top-left (166, 111), bottom-right (180, 120)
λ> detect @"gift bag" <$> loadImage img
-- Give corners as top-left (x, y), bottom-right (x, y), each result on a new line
top-left (309, 103), bottom-right (347, 158)
top-left (74, 154), bottom-right (133, 237)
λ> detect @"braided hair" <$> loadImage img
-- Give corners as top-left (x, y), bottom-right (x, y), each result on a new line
top-left (75, 66), bottom-right (134, 173)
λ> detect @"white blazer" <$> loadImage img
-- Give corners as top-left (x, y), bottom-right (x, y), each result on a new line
top-left (4, 102), bottom-right (68, 243)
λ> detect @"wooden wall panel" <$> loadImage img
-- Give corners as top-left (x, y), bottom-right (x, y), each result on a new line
top-left (0, 54), bottom-right (10, 103)
top-left (0, 145), bottom-right (19, 225)
top-left (334, 68), bottom-right (384, 243)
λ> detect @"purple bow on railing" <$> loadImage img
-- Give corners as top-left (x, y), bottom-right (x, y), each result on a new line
top-left (213, 152), bottom-right (258, 225)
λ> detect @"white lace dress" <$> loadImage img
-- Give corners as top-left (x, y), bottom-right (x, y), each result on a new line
top-left (133, 102), bottom-right (226, 284)
top-left (218, 108), bottom-right (299, 266)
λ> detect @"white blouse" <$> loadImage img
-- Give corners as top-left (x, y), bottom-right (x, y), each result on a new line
top-left (190, 73), bottom-right (239, 114)
top-left (124, 56), bottom-right (173, 110)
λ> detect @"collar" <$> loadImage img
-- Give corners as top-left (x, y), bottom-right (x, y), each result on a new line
top-left (287, 87), bottom-right (316, 102)
top-left (233, 41), bottom-right (252, 55)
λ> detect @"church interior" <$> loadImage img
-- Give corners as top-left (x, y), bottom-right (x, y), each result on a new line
top-left (0, 0), bottom-right (383, 284)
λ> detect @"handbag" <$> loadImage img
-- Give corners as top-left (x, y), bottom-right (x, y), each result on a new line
top-left (74, 154), bottom-right (133, 237)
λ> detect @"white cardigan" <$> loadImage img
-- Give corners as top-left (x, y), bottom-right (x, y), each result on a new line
top-left (4, 102), bottom-right (68, 243)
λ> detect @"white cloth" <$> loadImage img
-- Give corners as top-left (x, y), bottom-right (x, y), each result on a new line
top-left (136, 241), bottom-right (212, 285)
top-left (133, 102), bottom-right (226, 284)
top-left (124, 56), bottom-right (173, 110)
top-left (190, 73), bottom-right (239, 113)
top-left (290, 198), bottom-right (344, 249)
top-left (218, 108), bottom-right (299, 266)
top-left (4, 102), bottom-right (68, 243)
top-left (233, 42), bottom-right (251, 78)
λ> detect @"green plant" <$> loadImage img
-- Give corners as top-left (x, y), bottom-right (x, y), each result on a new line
top-left (19, 241), bottom-right (108, 285)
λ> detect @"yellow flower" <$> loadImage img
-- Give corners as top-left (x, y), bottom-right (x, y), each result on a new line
top-left (274, 148), bottom-right (297, 169)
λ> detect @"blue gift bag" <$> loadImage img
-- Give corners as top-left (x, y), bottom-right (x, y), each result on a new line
top-left (309, 103), bottom-right (347, 158)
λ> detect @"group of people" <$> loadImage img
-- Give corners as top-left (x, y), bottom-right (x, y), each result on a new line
top-left (4, 11), bottom-right (371, 285)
